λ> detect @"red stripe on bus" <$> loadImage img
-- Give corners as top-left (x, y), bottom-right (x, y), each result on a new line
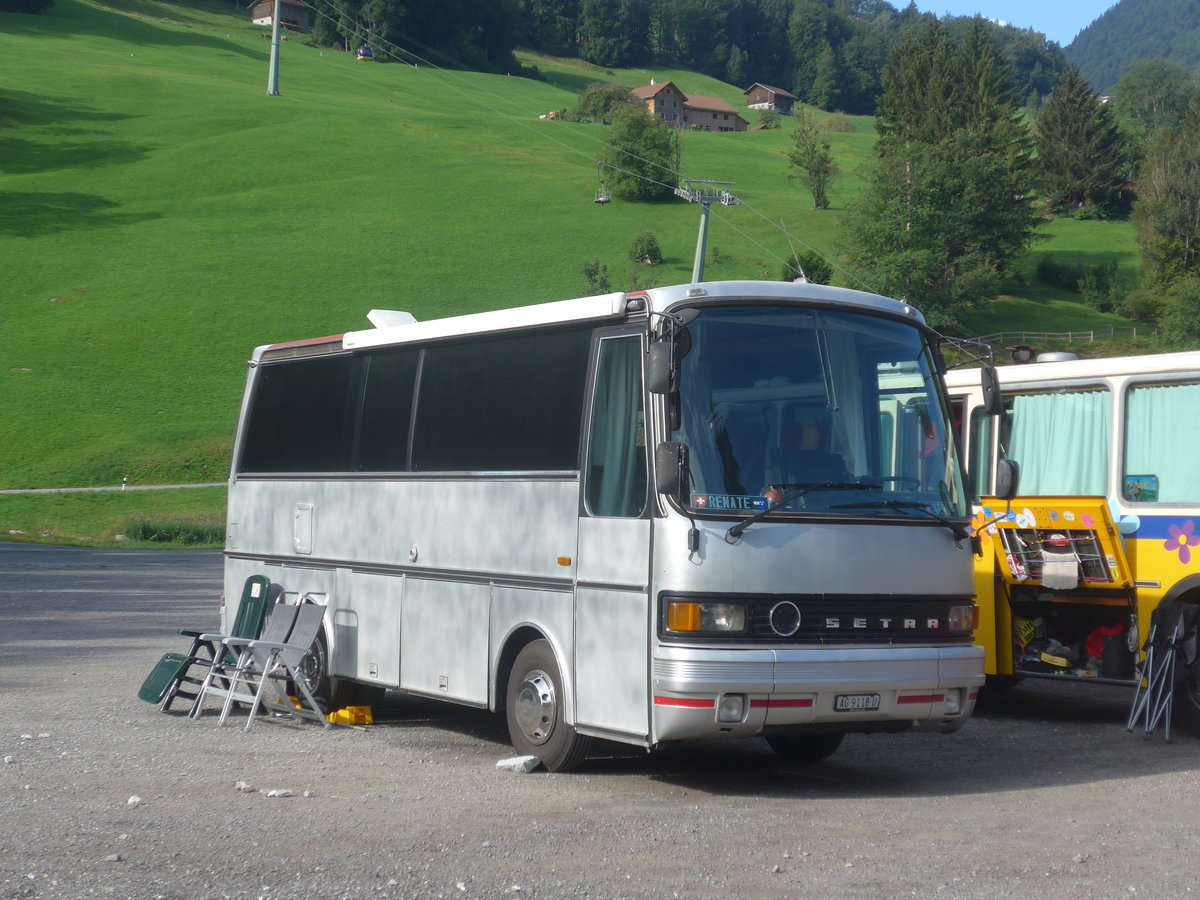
top-left (897, 693), bottom-right (944, 704)
top-left (750, 699), bottom-right (814, 708)
top-left (653, 696), bottom-right (715, 709)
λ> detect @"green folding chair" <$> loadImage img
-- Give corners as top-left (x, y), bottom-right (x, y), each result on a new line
top-left (138, 575), bottom-right (275, 712)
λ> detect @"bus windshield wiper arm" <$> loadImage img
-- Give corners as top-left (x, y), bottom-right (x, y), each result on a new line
top-left (827, 499), bottom-right (969, 543)
top-left (725, 482), bottom-right (877, 542)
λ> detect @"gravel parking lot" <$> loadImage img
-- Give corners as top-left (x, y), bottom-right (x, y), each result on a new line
top-left (2, 543), bottom-right (1198, 900)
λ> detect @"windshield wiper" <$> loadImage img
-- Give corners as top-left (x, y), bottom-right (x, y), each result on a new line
top-left (724, 482), bottom-right (878, 542)
top-left (826, 499), bottom-right (969, 544)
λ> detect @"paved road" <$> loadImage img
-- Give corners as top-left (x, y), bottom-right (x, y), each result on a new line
top-left (1, 544), bottom-right (1198, 899)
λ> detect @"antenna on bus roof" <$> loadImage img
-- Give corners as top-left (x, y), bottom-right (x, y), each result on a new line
top-left (367, 309), bottom-right (417, 328)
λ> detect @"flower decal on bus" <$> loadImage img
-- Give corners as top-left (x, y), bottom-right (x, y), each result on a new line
top-left (1165, 521), bottom-right (1200, 565)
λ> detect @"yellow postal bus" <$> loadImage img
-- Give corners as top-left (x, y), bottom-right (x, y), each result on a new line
top-left (944, 350), bottom-right (1200, 734)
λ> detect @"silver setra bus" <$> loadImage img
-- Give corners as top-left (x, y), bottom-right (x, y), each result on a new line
top-left (223, 280), bottom-right (996, 769)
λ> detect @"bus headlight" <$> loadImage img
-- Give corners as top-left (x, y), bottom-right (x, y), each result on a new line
top-left (943, 689), bottom-right (963, 716)
top-left (948, 604), bottom-right (977, 634)
top-left (666, 601), bottom-right (747, 634)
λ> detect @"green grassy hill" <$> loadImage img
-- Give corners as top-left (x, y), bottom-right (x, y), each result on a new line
top-left (0, 0), bottom-right (1139, 542)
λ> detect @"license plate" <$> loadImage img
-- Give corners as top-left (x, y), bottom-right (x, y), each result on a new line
top-left (834, 693), bottom-right (881, 711)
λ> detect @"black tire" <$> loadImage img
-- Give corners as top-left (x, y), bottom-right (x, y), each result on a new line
top-left (765, 731), bottom-right (844, 762)
top-left (505, 639), bottom-right (591, 772)
top-left (295, 629), bottom-right (386, 714)
top-left (329, 679), bottom-right (386, 712)
top-left (294, 627), bottom-right (332, 713)
top-left (1172, 656), bottom-right (1200, 738)
top-left (984, 674), bottom-right (1024, 691)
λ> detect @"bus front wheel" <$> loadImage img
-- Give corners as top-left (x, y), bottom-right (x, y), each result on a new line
top-left (505, 640), bottom-right (591, 772)
top-left (765, 731), bottom-right (844, 762)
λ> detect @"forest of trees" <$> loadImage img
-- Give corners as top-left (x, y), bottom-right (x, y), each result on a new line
top-left (1066, 0), bottom-right (1200, 94)
top-left (309, 0), bottom-right (1069, 115)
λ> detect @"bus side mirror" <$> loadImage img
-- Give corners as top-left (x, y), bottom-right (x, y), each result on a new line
top-left (981, 366), bottom-right (1004, 416)
top-left (647, 341), bottom-right (674, 394)
top-left (995, 459), bottom-right (1020, 501)
top-left (655, 441), bottom-right (687, 496)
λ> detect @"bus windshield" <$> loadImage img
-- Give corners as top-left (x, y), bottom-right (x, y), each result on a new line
top-left (671, 305), bottom-right (966, 519)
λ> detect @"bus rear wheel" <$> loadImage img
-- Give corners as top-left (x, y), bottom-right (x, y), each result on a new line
top-left (765, 731), bottom-right (844, 763)
top-left (505, 640), bottom-right (590, 772)
top-left (1173, 658), bottom-right (1200, 738)
top-left (296, 629), bottom-right (386, 714)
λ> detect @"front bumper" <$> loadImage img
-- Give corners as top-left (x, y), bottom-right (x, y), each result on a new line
top-left (651, 644), bottom-right (985, 741)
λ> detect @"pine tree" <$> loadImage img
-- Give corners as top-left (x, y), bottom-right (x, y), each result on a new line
top-left (847, 19), bottom-right (1037, 323)
top-left (1034, 67), bottom-right (1128, 211)
top-left (1134, 94), bottom-right (1200, 286)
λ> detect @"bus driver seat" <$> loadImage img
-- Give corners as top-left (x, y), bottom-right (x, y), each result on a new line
top-left (779, 418), bottom-right (849, 484)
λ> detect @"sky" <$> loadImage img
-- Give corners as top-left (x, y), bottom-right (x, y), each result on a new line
top-left (914, 0), bottom-right (1119, 46)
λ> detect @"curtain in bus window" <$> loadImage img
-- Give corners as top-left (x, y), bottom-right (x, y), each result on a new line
top-left (586, 337), bottom-right (646, 517)
top-left (1125, 382), bottom-right (1200, 502)
top-left (1008, 390), bottom-right (1109, 494)
top-left (823, 326), bottom-right (867, 475)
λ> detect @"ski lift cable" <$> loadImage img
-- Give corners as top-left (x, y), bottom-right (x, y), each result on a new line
top-left (302, 0), bottom-right (855, 284)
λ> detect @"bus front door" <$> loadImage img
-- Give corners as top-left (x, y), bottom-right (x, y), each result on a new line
top-left (574, 331), bottom-right (652, 743)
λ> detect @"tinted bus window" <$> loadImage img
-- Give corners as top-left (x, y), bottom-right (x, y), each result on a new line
top-left (412, 328), bottom-right (591, 472)
top-left (239, 355), bottom-right (359, 473)
top-left (357, 349), bottom-right (419, 471)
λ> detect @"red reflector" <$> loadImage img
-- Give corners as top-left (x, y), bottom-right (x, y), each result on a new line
top-left (897, 693), bottom-right (944, 704)
top-left (653, 696), bottom-right (715, 709)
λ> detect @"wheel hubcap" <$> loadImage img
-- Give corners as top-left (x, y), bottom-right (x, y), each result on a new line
top-left (513, 668), bottom-right (555, 745)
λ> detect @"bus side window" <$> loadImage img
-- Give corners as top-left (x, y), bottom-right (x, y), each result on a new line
top-left (586, 336), bottom-right (647, 517)
top-left (240, 355), bottom-right (359, 473)
top-left (357, 349), bottom-right (419, 471)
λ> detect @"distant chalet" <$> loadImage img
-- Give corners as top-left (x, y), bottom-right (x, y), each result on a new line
top-left (744, 83), bottom-right (797, 116)
top-left (250, 0), bottom-right (312, 32)
top-left (632, 81), bottom-right (749, 132)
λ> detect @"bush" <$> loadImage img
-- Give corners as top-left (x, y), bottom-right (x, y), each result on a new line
top-left (1036, 255), bottom-right (1125, 309)
top-left (781, 250), bottom-right (833, 284)
top-left (1035, 254), bottom-right (1080, 289)
top-left (821, 112), bottom-right (855, 133)
top-left (123, 519), bottom-right (225, 545)
top-left (758, 110), bottom-right (781, 129)
top-left (570, 82), bottom-right (635, 123)
top-left (629, 230), bottom-right (662, 266)
top-left (581, 260), bottom-right (610, 294)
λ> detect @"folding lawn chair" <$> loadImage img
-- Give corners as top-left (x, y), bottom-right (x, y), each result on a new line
top-left (1127, 604), bottom-right (1200, 742)
top-left (192, 596), bottom-right (331, 731)
top-left (137, 574), bottom-right (276, 712)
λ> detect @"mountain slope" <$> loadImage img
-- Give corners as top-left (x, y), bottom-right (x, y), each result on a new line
top-left (1067, 0), bottom-right (1200, 92)
top-left (1, 0), bottom-right (1134, 493)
